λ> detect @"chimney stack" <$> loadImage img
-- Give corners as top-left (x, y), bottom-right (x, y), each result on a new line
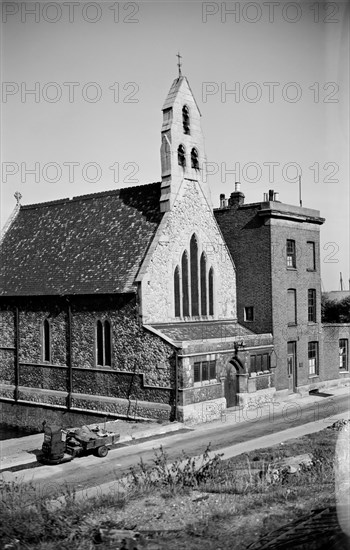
top-left (229, 182), bottom-right (245, 207)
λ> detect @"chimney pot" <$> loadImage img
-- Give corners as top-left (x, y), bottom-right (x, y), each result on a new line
top-left (235, 182), bottom-right (241, 192)
top-left (274, 192), bottom-right (279, 201)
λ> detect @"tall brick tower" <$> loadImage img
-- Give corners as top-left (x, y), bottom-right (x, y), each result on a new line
top-left (215, 186), bottom-right (326, 397)
top-left (159, 70), bottom-right (212, 212)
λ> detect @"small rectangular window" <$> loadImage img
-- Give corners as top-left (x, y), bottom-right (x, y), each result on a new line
top-left (250, 354), bottom-right (270, 374)
top-left (287, 289), bottom-right (297, 325)
top-left (202, 361), bottom-right (209, 381)
top-left (194, 360), bottom-right (216, 382)
top-left (308, 341), bottom-right (319, 376)
top-left (307, 241), bottom-right (316, 271)
top-left (209, 360), bottom-right (216, 379)
top-left (287, 239), bottom-right (296, 268)
top-left (194, 362), bottom-right (201, 383)
top-left (250, 355), bottom-right (256, 373)
top-left (256, 355), bottom-right (262, 373)
top-left (244, 306), bottom-right (254, 322)
top-left (262, 354), bottom-right (269, 371)
top-left (308, 289), bottom-right (317, 322)
top-left (339, 339), bottom-right (348, 370)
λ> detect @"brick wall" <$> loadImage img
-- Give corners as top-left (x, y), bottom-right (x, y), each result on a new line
top-left (214, 198), bottom-right (337, 393)
top-left (269, 219), bottom-right (323, 390)
top-left (214, 204), bottom-right (273, 334)
top-left (323, 324), bottom-right (350, 381)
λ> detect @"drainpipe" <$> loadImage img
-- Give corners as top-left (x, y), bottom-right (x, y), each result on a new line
top-left (14, 305), bottom-right (19, 401)
top-left (66, 298), bottom-right (73, 410)
top-left (175, 349), bottom-right (179, 422)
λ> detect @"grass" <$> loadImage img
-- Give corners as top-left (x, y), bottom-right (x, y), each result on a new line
top-left (0, 425), bottom-right (342, 549)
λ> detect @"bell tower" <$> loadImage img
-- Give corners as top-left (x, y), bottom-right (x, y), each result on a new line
top-left (160, 57), bottom-right (212, 212)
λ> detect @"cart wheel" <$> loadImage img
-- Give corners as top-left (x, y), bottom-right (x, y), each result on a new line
top-left (96, 445), bottom-right (108, 458)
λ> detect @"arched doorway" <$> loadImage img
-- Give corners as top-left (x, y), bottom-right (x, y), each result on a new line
top-left (225, 358), bottom-right (242, 408)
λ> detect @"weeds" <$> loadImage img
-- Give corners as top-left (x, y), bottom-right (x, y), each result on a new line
top-left (128, 443), bottom-right (224, 493)
top-left (0, 430), bottom-right (339, 549)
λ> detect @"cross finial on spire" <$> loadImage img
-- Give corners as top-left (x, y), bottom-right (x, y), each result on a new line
top-left (14, 191), bottom-right (22, 205)
top-left (176, 52), bottom-right (182, 77)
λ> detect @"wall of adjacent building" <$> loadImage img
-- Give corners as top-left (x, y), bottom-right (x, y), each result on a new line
top-left (269, 218), bottom-right (324, 392)
top-left (214, 203), bottom-right (273, 335)
top-left (322, 323), bottom-right (350, 383)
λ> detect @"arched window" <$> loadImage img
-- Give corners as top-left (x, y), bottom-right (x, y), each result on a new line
top-left (190, 235), bottom-right (199, 316)
top-left (209, 267), bottom-right (214, 316)
top-left (174, 266), bottom-right (181, 318)
top-left (177, 144), bottom-right (186, 168)
top-left (96, 319), bottom-right (112, 366)
top-left (182, 105), bottom-right (190, 134)
top-left (191, 148), bottom-right (199, 170)
top-left (43, 319), bottom-right (51, 362)
top-left (96, 320), bottom-right (103, 366)
top-left (182, 251), bottom-right (189, 317)
top-left (200, 252), bottom-right (207, 316)
top-left (104, 320), bottom-right (112, 366)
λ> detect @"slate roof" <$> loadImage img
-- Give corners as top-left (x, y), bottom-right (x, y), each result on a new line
top-left (148, 321), bottom-right (255, 346)
top-left (0, 183), bottom-right (163, 296)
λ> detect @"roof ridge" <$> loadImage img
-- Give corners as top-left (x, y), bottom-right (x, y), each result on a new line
top-left (21, 182), bottom-right (161, 210)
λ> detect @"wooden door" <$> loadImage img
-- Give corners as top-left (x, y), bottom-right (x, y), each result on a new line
top-left (225, 364), bottom-right (238, 408)
top-left (287, 341), bottom-right (297, 393)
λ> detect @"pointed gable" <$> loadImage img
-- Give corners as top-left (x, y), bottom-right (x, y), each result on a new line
top-left (162, 76), bottom-right (202, 115)
top-left (0, 183), bottom-right (163, 296)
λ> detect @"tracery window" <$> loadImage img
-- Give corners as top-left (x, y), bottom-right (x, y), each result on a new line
top-left (174, 235), bottom-right (214, 319)
top-left (200, 252), bottom-right (207, 316)
top-left (209, 267), bottom-right (214, 316)
top-left (190, 235), bottom-right (199, 316)
top-left (174, 266), bottom-right (181, 318)
top-left (181, 251), bottom-right (190, 317)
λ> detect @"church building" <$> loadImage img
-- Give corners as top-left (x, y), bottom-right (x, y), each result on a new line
top-left (0, 68), bottom-right (348, 431)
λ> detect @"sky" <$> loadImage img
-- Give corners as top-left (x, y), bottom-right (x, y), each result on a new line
top-left (1, 0), bottom-right (349, 291)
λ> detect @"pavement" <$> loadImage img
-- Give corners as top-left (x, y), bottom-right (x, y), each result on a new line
top-left (1, 384), bottom-right (349, 475)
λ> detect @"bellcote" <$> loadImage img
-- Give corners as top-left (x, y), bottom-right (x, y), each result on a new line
top-left (160, 75), bottom-right (212, 212)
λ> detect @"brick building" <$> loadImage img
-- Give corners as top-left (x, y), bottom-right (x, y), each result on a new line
top-left (215, 186), bottom-right (350, 399)
top-left (0, 73), bottom-right (273, 430)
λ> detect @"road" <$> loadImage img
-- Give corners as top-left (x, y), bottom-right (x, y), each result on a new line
top-left (12, 393), bottom-right (349, 501)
